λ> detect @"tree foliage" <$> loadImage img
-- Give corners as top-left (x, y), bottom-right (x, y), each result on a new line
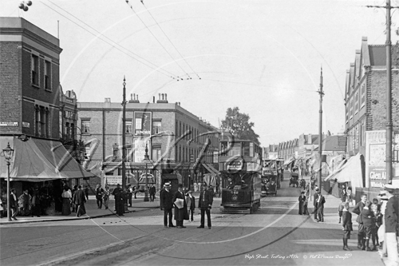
top-left (221, 107), bottom-right (260, 145)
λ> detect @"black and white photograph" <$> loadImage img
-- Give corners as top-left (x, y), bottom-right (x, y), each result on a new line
top-left (0, 0), bottom-right (399, 265)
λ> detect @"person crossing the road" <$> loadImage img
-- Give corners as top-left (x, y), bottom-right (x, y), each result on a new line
top-left (198, 182), bottom-right (213, 229)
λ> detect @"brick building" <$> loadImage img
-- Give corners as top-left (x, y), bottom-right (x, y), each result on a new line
top-left (345, 37), bottom-right (399, 156)
top-left (0, 17), bottom-right (62, 138)
top-left (345, 37), bottom-right (399, 190)
top-left (0, 18), bottom-right (94, 206)
top-left (77, 94), bottom-right (220, 192)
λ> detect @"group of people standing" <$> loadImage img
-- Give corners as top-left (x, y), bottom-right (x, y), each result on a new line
top-left (160, 182), bottom-right (213, 229)
top-left (338, 185), bottom-right (398, 266)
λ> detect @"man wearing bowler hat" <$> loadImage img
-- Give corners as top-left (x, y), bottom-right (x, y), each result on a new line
top-left (160, 182), bottom-right (174, 228)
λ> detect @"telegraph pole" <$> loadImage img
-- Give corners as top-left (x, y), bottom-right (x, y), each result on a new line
top-left (385, 0), bottom-right (393, 184)
top-left (317, 67), bottom-right (324, 190)
top-left (366, 0), bottom-right (398, 183)
top-left (122, 77), bottom-right (127, 191)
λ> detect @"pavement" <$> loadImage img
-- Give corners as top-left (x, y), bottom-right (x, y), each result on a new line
top-left (308, 188), bottom-right (398, 266)
top-left (0, 194), bottom-right (160, 225)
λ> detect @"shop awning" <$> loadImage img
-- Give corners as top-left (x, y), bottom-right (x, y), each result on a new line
top-left (0, 137), bottom-right (97, 182)
top-left (324, 153), bottom-right (363, 189)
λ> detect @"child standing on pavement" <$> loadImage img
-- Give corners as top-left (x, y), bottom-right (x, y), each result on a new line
top-left (370, 203), bottom-right (380, 250)
top-left (338, 196), bottom-right (346, 223)
top-left (342, 202), bottom-right (353, 251)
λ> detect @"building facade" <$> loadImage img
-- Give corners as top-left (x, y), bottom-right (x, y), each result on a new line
top-left (345, 37), bottom-right (399, 190)
top-left (345, 37), bottom-right (399, 156)
top-left (77, 94), bottom-right (219, 191)
top-left (0, 17), bottom-right (62, 139)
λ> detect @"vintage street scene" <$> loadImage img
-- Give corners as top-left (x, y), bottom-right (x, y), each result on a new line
top-left (0, 1), bottom-right (398, 266)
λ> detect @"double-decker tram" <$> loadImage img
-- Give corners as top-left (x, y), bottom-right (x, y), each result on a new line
top-left (218, 138), bottom-right (262, 214)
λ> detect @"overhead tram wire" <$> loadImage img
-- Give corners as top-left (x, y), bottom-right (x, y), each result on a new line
top-left (124, 0), bottom-right (192, 80)
top-left (142, 2), bottom-right (201, 80)
top-left (43, 1), bottom-right (178, 79)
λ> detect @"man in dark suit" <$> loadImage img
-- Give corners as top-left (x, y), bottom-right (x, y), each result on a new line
top-left (316, 191), bottom-right (326, 222)
top-left (198, 182), bottom-right (213, 229)
top-left (313, 188), bottom-right (320, 220)
top-left (160, 183), bottom-right (174, 228)
top-left (73, 185), bottom-right (86, 217)
top-left (9, 188), bottom-right (18, 220)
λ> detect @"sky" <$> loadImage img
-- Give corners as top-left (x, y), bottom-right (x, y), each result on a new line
top-left (1, 0), bottom-right (398, 146)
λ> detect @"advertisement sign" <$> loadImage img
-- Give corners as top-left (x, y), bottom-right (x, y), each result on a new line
top-left (366, 130), bottom-right (386, 188)
top-left (227, 159), bottom-right (243, 171)
top-left (134, 112), bottom-right (152, 136)
top-left (369, 167), bottom-right (386, 188)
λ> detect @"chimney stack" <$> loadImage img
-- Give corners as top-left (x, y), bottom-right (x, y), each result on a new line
top-left (129, 93), bottom-right (140, 103)
top-left (156, 93), bottom-right (168, 103)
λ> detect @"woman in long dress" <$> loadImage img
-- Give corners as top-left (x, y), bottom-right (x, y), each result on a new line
top-left (61, 187), bottom-right (72, 215)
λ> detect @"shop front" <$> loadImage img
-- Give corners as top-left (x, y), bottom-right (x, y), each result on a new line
top-left (0, 136), bottom-right (96, 216)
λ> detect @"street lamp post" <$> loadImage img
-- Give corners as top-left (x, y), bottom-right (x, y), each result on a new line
top-left (142, 144), bottom-right (152, 202)
top-left (2, 143), bottom-right (14, 221)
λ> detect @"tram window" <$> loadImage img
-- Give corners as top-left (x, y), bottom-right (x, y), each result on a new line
top-left (242, 142), bottom-right (250, 156)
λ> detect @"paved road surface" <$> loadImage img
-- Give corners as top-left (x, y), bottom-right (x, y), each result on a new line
top-left (0, 176), bottom-right (384, 266)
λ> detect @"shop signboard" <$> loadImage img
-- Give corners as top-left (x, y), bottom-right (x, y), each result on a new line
top-left (366, 130), bottom-right (386, 188)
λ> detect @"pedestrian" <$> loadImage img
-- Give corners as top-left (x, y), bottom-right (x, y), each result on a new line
top-left (9, 188), bottom-right (18, 220)
top-left (338, 196), bottom-right (346, 223)
top-left (61, 186), bottom-right (72, 215)
top-left (173, 184), bottom-right (187, 228)
top-left (73, 185), bottom-right (86, 217)
top-left (312, 188), bottom-right (320, 220)
top-left (353, 194), bottom-right (367, 249)
top-left (103, 186), bottom-right (110, 209)
top-left (198, 182), bottom-right (213, 229)
top-left (18, 189), bottom-right (31, 216)
top-left (342, 202), bottom-right (353, 251)
top-left (383, 184), bottom-right (399, 266)
top-left (298, 190), bottom-right (307, 215)
top-left (95, 184), bottom-right (104, 209)
top-left (149, 185), bottom-right (156, 201)
top-left (377, 191), bottom-right (389, 256)
top-left (84, 185), bottom-right (89, 201)
top-left (127, 185), bottom-right (133, 207)
top-left (185, 190), bottom-right (196, 221)
top-left (360, 200), bottom-right (375, 251)
top-left (71, 185), bottom-right (78, 213)
top-left (160, 182), bottom-right (174, 228)
top-left (112, 184), bottom-right (124, 216)
top-left (316, 190), bottom-right (326, 222)
top-left (370, 202), bottom-right (380, 250)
